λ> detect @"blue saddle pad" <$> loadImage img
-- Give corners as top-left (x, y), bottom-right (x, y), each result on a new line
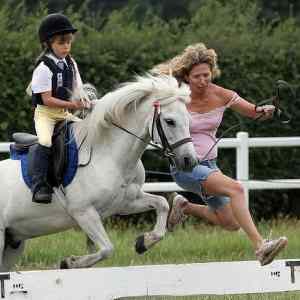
top-left (10, 128), bottom-right (78, 188)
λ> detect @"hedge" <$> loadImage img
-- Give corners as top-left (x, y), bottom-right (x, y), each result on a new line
top-left (0, 0), bottom-right (299, 218)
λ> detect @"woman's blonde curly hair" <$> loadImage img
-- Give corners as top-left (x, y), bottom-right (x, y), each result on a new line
top-left (151, 43), bottom-right (221, 83)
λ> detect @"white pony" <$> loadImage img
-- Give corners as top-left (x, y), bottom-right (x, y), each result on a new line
top-left (0, 74), bottom-right (198, 270)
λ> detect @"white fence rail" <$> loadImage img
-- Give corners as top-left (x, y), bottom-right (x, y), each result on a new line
top-left (1, 132), bottom-right (300, 201)
top-left (0, 259), bottom-right (300, 299)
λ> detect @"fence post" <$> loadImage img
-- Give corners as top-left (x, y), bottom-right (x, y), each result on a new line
top-left (236, 132), bottom-right (249, 206)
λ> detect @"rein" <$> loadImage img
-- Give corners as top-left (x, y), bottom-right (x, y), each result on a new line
top-left (254, 79), bottom-right (293, 124)
top-left (200, 79), bottom-right (294, 162)
top-left (145, 79), bottom-right (294, 177)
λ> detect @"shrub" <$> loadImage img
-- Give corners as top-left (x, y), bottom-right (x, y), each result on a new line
top-left (0, 0), bottom-right (299, 218)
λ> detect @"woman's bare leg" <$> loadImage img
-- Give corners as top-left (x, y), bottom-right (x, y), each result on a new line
top-left (168, 171), bottom-right (287, 264)
top-left (201, 171), bottom-right (263, 250)
top-left (184, 203), bottom-right (219, 224)
top-left (184, 202), bottom-right (240, 231)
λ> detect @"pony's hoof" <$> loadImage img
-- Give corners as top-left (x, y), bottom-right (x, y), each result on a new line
top-left (60, 259), bottom-right (69, 269)
top-left (135, 235), bottom-right (147, 254)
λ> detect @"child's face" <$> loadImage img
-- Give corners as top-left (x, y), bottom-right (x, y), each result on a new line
top-left (50, 33), bottom-right (73, 59)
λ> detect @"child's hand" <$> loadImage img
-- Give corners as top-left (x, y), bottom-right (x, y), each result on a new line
top-left (71, 99), bottom-right (90, 110)
top-left (82, 99), bottom-right (91, 109)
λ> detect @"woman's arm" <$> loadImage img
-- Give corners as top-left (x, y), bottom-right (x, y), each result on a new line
top-left (230, 97), bottom-right (257, 118)
top-left (230, 94), bottom-right (275, 120)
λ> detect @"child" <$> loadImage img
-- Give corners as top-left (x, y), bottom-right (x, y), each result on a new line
top-left (29, 13), bottom-right (88, 204)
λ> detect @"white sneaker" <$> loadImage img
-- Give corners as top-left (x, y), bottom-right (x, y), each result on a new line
top-left (167, 193), bottom-right (188, 232)
top-left (256, 236), bottom-right (288, 266)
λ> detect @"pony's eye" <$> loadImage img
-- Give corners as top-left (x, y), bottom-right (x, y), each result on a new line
top-left (165, 119), bottom-right (175, 126)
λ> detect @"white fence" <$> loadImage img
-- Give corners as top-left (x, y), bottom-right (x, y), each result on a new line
top-left (0, 259), bottom-right (300, 299)
top-left (1, 135), bottom-right (300, 299)
top-left (1, 132), bottom-right (300, 202)
top-left (144, 132), bottom-right (300, 204)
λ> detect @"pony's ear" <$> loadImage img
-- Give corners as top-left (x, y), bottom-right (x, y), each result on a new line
top-left (26, 82), bottom-right (32, 96)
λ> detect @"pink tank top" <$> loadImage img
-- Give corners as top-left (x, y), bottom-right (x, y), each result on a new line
top-left (189, 92), bottom-right (241, 160)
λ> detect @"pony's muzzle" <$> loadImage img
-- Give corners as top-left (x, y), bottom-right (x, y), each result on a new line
top-left (175, 155), bottom-right (197, 172)
top-left (184, 157), bottom-right (191, 169)
top-left (184, 156), bottom-right (198, 171)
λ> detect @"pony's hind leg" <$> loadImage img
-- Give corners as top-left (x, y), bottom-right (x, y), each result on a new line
top-left (119, 191), bottom-right (169, 254)
top-left (0, 229), bottom-right (25, 271)
top-left (0, 228), bottom-right (5, 271)
top-left (60, 206), bottom-right (114, 269)
top-left (86, 235), bottom-right (97, 253)
top-left (2, 242), bottom-right (25, 272)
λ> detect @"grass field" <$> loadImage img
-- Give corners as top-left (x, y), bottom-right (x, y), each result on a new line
top-left (16, 217), bottom-right (300, 299)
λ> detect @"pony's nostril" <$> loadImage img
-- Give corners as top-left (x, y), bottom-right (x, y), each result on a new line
top-left (184, 157), bottom-right (191, 168)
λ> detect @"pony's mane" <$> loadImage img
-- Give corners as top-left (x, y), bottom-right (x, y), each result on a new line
top-left (90, 73), bottom-right (190, 129)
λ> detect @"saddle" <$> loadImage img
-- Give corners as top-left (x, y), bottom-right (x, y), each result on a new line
top-left (10, 121), bottom-right (78, 188)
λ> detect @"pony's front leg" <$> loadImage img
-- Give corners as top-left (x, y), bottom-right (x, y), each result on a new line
top-left (120, 191), bottom-right (169, 254)
top-left (60, 206), bottom-right (114, 269)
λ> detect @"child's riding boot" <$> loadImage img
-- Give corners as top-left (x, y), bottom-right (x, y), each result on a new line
top-left (31, 144), bottom-right (52, 204)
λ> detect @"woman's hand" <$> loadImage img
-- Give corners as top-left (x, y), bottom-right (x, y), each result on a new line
top-left (255, 104), bottom-right (275, 120)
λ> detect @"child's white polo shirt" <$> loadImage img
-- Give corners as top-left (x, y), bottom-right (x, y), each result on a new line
top-left (31, 53), bottom-right (83, 94)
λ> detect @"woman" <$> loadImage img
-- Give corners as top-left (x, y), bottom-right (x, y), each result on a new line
top-left (152, 43), bottom-right (287, 266)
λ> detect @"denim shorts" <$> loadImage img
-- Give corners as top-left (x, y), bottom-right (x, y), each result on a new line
top-left (170, 159), bottom-right (230, 211)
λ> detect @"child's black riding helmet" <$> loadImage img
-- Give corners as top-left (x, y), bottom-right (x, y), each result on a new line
top-left (38, 13), bottom-right (77, 43)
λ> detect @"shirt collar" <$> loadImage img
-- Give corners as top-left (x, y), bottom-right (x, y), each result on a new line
top-left (46, 53), bottom-right (67, 65)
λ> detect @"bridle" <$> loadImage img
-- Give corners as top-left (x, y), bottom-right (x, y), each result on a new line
top-left (150, 101), bottom-right (192, 159)
top-left (112, 101), bottom-right (192, 162)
